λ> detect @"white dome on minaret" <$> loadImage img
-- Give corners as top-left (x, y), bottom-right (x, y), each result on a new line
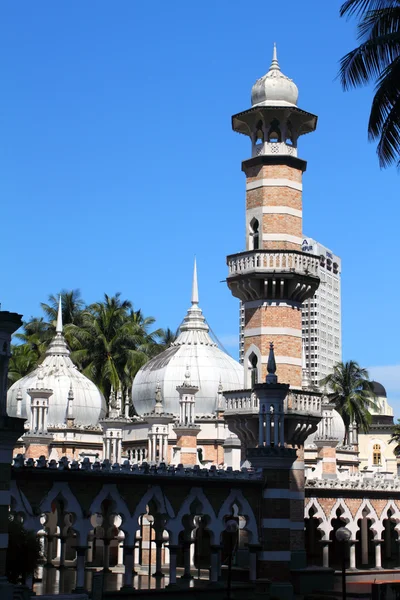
top-left (251, 44), bottom-right (299, 107)
top-left (7, 297), bottom-right (107, 426)
top-left (132, 260), bottom-right (243, 417)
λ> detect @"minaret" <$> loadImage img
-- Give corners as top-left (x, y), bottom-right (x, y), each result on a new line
top-left (174, 366), bottom-right (201, 466)
top-left (227, 45), bottom-right (320, 388)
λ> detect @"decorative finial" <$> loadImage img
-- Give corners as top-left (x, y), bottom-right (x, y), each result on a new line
top-left (270, 42), bottom-right (280, 71)
top-left (218, 376), bottom-right (223, 394)
top-left (56, 295), bottom-right (63, 334)
top-left (185, 365), bottom-right (191, 383)
top-left (191, 257), bottom-right (199, 306)
top-left (68, 382), bottom-right (74, 400)
top-left (155, 381), bottom-right (162, 404)
top-left (16, 387), bottom-right (22, 400)
top-left (266, 342), bottom-right (278, 384)
top-left (37, 365), bottom-right (45, 388)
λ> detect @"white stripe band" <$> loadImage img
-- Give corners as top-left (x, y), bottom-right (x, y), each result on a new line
top-left (244, 300), bottom-right (301, 309)
top-left (261, 356), bottom-right (302, 366)
top-left (246, 206), bottom-right (302, 219)
top-left (262, 233), bottom-right (303, 244)
top-left (244, 327), bottom-right (301, 338)
top-left (246, 179), bottom-right (302, 192)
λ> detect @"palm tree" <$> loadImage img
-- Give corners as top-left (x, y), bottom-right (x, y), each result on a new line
top-left (8, 344), bottom-right (40, 388)
top-left (339, 0), bottom-right (400, 167)
top-left (320, 361), bottom-right (377, 444)
top-left (68, 293), bottom-right (160, 400)
top-left (41, 289), bottom-right (85, 328)
top-left (157, 327), bottom-right (178, 351)
top-left (389, 419), bottom-right (400, 454)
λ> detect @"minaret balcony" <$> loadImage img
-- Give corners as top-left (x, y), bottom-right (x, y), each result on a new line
top-left (224, 388), bottom-right (322, 417)
top-left (226, 249), bottom-right (319, 302)
top-left (253, 141), bottom-right (297, 158)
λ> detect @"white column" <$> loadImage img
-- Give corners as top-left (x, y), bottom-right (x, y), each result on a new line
top-left (163, 435), bottom-right (168, 464)
top-left (349, 542), bottom-right (356, 569)
top-left (151, 434), bottom-right (156, 462)
top-left (118, 542), bottom-right (124, 566)
top-left (147, 438), bottom-right (151, 462)
top-left (105, 438), bottom-right (110, 461)
top-left (322, 541), bottom-right (330, 568)
top-left (31, 404), bottom-right (37, 432)
top-left (375, 540), bottom-right (383, 569)
top-left (43, 405), bottom-right (48, 432)
top-left (361, 517), bottom-right (369, 565)
top-left (385, 518), bottom-right (392, 559)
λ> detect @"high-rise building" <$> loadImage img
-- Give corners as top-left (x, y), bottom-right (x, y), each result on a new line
top-left (301, 237), bottom-right (341, 386)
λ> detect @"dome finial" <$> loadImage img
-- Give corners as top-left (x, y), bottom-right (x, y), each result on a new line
top-left (191, 257), bottom-right (199, 306)
top-left (270, 42), bottom-right (280, 71)
top-left (266, 342), bottom-right (278, 384)
top-left (56, 295), bottom-right (63, 334)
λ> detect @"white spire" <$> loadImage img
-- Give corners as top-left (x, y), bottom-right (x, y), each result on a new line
top-left (56, 296), bottom-right (63, 334)
top-left (270, 42), bottom-right (280, 71)
top-left (191, 257), bottom-right (199, 306)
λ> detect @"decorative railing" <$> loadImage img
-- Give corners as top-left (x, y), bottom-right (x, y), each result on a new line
top-left (285, 390), bottom-right (322, 416)
top-left (225, 389), bottom-right (321, 417)
top-left (252, 141), bottom-right (298, 158)
top-left (11, 454), bottom-right (262, 480)
top-left (227, 250), bottom-right (319, 278)
top-left (224, 390), bottom-right (257, 413)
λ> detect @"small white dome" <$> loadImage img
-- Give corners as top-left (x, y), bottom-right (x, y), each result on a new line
top-left (305, 409), bottom-right (345, 446)
top-left (132, 261), bottom-right (243, 416)
top-left (251, 45), bottom-right (298, 108)
top-left (7, 307), bottom-right (106, 426)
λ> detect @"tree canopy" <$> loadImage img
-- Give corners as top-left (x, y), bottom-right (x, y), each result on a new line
top-left (339, 0), bottom-right (400, 168)
top-left (320, 360), bottom-right (377, 444)
top-left (8, 289), bottom-right (174, 402)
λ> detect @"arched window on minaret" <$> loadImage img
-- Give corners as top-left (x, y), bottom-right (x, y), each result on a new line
top-left (268, 119), bottom-right (281, 143)
top-left (250, 353), bottom-right (258, 388)
top-left (285, 120), bottom-right (293, 146)
top-left (255, 120), bottom-right (264, 145)
top-left (249, 218), bottom-right (259, 250)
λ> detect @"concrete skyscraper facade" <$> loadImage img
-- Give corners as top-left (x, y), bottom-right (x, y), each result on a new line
top-left (301, 237), bottom-right (341, 386)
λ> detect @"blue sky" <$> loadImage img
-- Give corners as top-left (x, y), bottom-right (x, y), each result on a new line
top-left (1, 2), bottom-right (399, 410)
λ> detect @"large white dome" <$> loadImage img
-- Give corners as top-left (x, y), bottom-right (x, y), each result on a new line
top-left (7, 307), bottom-right (106, 427)
top-left (132, 262), bottom-right (243, 417)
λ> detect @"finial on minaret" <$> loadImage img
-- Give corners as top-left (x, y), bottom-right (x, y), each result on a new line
top-left (116, 385), bottom-right (122, 412)
top-left (184, 365), bottom-right (191, 385)
top-left (124, 388), bottom-right (130, 418)
top-left (16, 387), bottom-right (22, 417)
top-left (266, 342), bottom-right (278, 384)
top-left (56, 296), bottom-right (63, 334)
top-left (270, 42), bottom-right (280, 71)
top-left (191, 258), bottom-right (199, 306)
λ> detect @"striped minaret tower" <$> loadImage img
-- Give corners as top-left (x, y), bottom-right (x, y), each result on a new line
top-left (227, 45), bottom-right (319, 389)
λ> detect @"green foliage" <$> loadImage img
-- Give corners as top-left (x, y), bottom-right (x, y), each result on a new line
top-left (389, 418), bottom-right (400, 454)
top-left (6, 517), bottom-right (42, 583)
top-left (320, 360), bottom-right (377, 444)
top-left (339, 0), bottom-right (400, 168)
top-left (9, 289), bottom-right (173, 402)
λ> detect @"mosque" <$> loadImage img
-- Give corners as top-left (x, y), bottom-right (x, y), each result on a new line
top-left (1, 46), bottom-right (400, 598)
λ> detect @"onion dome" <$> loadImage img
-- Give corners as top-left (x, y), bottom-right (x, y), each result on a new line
top-left (371, 381), bottom-right (387, 398)
top-left (7, 297), bottom-right (107, 426)
top-left (132, 260), bottom-right (243, 417)
top-left (251, 44), bottom-right (298, 108)
top-left (305, 409), bottom-right (345, 447)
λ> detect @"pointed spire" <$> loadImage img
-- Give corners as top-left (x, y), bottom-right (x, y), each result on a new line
top-left (266, 342), bottom-right (278, 384)
top-left (67, 383), bottom-right (74, 420)
top-left (56, 296), bottom-right (63, 334)
top-left (270, 42), bottom-right (280, 71)
top-left (191, 257), bottom-right (199, 306)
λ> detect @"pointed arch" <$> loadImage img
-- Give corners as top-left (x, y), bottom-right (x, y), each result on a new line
top-left (168, 487), bottom-right (217, 545)
top-left (217, 489), bottom-right (258, 543)
top-left (305, 498), bottom-right (331, 540)
top-left (329, 499), bottom-right (358, 539)
top-left (244, 344), bottom-right (261, 389)
top-left (354, 500), bottom-right (383, 539)
top-left (9, 481), bottom-right (40, 533)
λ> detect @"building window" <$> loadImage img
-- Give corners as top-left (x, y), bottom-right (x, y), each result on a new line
top-left (373, 444), bottom-right (381, 465)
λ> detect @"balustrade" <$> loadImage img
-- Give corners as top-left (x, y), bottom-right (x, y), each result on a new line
top-left (227, 250), bottom-right (319, 278)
